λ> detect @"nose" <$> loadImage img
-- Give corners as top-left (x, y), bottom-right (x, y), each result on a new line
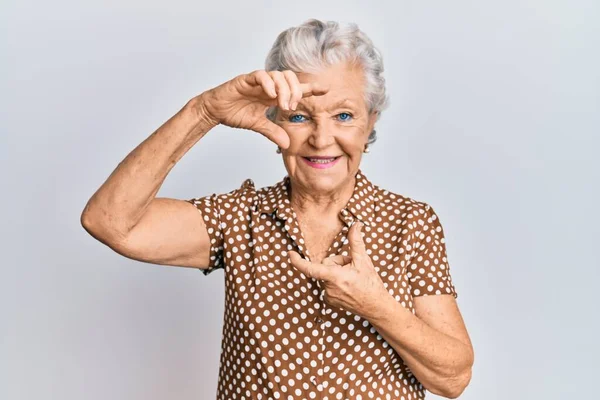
top-left (307, 119), bottom-right (336, 149)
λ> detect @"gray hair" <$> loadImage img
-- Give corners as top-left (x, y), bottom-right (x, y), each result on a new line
top-left (264, 19), bottom-right (390, 145)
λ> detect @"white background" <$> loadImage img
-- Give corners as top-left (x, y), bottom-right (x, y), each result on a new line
top-left (1, 0), bottom-right (599, 399)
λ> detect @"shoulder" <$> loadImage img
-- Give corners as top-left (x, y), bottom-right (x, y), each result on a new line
top-left (371, 183), bottom-right (435, 223)
top-left (207, 177), bottom-right (288, 214)
top-left (188, 178), bottom-right (258, 211)
top-left (222, 177), bottom-right (256, 198)
top-left (218, 178), bottom-right (259, 210)
top-left (371, 183), bottom-right (447, 239)
top-left (372, 185), bottom-right (448, 252)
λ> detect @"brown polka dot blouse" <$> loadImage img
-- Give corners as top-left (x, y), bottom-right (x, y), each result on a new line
top-left (186, 169), bottom-right (458, 400)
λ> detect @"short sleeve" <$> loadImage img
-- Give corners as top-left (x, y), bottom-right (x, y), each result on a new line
top-left (407, 203), bottom-right (458, 299)
top-left (185, 178), bottom-right (256, 276)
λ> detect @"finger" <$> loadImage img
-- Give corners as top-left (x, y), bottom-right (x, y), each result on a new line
top-left (299, 81), bottom-right (330, 99)
top-left (349, 221), bottom-right (367, 262)
top-left (282, 70), bottom-right (302, 110)
top-left (269, 71), bottom-right (291, 111)
top-left (289, 251), bottom-right (329, 281)
top-left (323, 254), bottom-right (352, 266)
top-left (251, 115), bottom-right (290, 149)
top-left (247, 70), bottom-right (277, 98)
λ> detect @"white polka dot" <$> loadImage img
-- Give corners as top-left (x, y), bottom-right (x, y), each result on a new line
top-left (184, 170), bottom-right (457, 398)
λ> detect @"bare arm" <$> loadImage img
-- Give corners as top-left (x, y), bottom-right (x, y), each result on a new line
top-left (81, 70), bottom-right (324, 269)
top-left (80, 94), bottom-right (218, 268)
top-left (368, 294), bottom-right (474, 398)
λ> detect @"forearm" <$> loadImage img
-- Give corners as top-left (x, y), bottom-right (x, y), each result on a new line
top-left (366, 293), bottom-right (473, 398)
top-left (81, 94), bottom-right (218, 239)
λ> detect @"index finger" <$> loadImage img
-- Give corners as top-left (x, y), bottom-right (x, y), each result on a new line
top-left (290, 251), bottom-right (336, 281)
top-left (299, 81), bottom-right (330, 99)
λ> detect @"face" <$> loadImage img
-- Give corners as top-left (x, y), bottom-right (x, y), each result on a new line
top-left (275, 61), bottom-right (378, 195)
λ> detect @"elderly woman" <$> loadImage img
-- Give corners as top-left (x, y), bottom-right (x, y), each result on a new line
top-left (81, 19), bottom-right (474, 400)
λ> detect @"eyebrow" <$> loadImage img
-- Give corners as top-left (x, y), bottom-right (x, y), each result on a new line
top-left (295, 99), bottom-right (358, 112)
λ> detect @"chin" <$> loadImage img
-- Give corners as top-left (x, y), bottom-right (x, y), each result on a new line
top-left (299, 163), bottom-right (355, 190)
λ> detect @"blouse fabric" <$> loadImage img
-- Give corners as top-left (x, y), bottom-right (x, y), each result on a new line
top-left (186, 169), bottom-right (458, 400)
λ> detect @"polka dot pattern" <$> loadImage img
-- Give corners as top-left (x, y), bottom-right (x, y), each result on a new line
top-left (186, 169), bottom-right (458, 399)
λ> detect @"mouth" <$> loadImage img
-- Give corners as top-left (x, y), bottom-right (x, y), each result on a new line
top-left (301, 156), bottom-right (342, 169)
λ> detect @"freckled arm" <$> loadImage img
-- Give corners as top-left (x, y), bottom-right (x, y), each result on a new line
top-left (364, 293), bottom-right (474, 398)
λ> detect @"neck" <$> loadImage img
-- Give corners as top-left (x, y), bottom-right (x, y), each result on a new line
top-left (288, 175), bottom-right (356, 216)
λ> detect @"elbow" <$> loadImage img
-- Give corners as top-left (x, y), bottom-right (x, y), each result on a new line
top-left (80, 210), bottom-right (98, 236)
top-left (430, 350), bottom-right (474, 399)
top-left (80, 210), bottom-right (94, 230)
top-left (80, 208), bottom-right (104, 236)
top-left (80, 209), bottom-right (128, 246)
top-left (429, 368), bottom-right (472, 399)
top-left (81, 212), bottom-right (104, 243)
top-left (445, 368), bottom-right (472, 398)
top-left (80, 200), bottom-right (98, 231)
top-left (446, 348), bottom-right (474, 398)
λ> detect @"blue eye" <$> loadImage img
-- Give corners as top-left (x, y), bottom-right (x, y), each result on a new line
top-left (289, 114), bottom-right (307, 123)
top-left (338, 113), bottom-right (353, 121)
top-left (288, 113), bottom-right (353, 123)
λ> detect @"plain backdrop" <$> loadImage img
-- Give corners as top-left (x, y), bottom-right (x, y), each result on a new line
top-left (1, 1), bottom-right (599, 399)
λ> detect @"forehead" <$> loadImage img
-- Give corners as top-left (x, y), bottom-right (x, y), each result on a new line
top-left (295, 61), bottom-right (366, 109)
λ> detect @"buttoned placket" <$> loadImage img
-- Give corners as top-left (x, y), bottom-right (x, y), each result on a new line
top-left (267, 175), bottom-right (375, 397)
top-left (309, 208), bottom-right (364, 395)
top-left (277, 203), bottom-right (349, 395)
top-left (270, 197), bottom-right (325, 393)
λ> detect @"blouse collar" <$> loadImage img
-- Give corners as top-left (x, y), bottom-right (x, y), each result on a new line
top-left (257, 169), bottom-right (377, 227)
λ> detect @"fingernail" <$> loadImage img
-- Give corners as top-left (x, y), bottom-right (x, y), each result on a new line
top-left (290, 101), bottom-right (296, 110)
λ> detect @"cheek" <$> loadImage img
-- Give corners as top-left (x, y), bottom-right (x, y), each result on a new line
top-left (282, 123), bottom-right (367, 151)
top-left (286, 136), bottom-right (308, 151)
top-left (337, 135), bottom-right (366, 153)
top-left (283, 124), bottom-right (308, 135)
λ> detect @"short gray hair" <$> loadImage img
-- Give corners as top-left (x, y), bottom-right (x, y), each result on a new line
top-left (264, 19), bottom-right (390, 145)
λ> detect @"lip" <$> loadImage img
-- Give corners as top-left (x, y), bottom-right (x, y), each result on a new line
top-left (301, 156), bottom-right (341, 169)
top-left (304, 156), bottom-right (341, 159)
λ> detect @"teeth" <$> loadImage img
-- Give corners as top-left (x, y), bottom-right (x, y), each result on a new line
top-left (309, 158), bottom-right (336, 163)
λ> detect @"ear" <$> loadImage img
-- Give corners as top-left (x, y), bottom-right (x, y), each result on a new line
top-left (367, 110), bottom-right (378, 133)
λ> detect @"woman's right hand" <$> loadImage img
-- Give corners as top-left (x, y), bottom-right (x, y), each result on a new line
top-left (199, 70), bottom-right (329, 149)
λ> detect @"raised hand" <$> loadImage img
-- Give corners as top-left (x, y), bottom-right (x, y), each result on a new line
top-left (200, 70), bottom-right (329, 149)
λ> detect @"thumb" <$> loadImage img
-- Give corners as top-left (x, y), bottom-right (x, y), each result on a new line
top-left (252, 115), bottom-right (290, 150)
top-left (349, 221), bottom-right (367, 262)
top-left (289, 250), bottom-right (321, 280)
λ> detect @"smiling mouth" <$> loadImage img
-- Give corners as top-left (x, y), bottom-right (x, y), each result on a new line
top-left (302, 156), bottom-right (341, 163)
top-left (301, 156), bottom-right (342, 169)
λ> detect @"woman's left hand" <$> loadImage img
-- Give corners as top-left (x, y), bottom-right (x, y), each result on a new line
top-left (288, 222), bottom-right (390, 320)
